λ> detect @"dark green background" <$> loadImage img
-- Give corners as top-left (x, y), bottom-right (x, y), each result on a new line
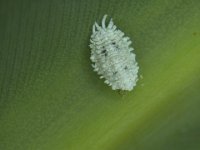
top-left (0, 0), bottom-right (200, 149)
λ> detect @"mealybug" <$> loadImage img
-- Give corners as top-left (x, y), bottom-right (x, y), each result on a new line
top-left (89, 15), bottom-right (139, 91)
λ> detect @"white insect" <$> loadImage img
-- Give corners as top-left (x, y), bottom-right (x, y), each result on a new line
top-left (89, 15), bottom-right (139, 91)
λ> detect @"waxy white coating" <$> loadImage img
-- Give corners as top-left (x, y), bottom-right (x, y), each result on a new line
top-left (89, 15), bottom-right (139, 91)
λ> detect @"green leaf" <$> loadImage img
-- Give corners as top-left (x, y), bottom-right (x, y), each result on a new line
top-left (0, 0), bottom-right (200, 150)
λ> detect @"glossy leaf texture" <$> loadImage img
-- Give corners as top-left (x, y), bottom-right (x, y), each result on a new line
top-left (0, 0), bottom-right (200, 150)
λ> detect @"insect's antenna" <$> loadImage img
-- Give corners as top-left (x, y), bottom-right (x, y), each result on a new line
top-left (92, 24), bottom-right (96, 33)
top-left (108, 18), bottom-right (114, 29)
top-left (95, 22), bottom-right (101, 31)
top-left (102, 14), bottom-right (107, 29)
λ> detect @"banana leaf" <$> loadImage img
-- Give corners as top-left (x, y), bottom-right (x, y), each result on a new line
top-left (0, 0), bottom-right (200, 150)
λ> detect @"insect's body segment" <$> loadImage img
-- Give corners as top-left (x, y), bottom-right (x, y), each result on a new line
top-left (90, 15), bottom-right (139, 91)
